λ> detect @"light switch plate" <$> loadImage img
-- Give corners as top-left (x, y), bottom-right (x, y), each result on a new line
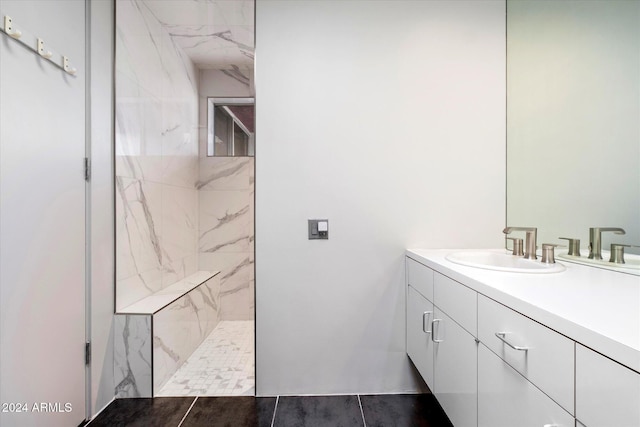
top-left (308, 219), bottom-right (329, 240)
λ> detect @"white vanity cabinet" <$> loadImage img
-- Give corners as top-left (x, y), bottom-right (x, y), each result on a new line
top-left (405, 250), bottom-right (640, 427)
top-left (406, 259), bottom-right (478, 427)
top-left (576, 344), bottom-right (640, 427)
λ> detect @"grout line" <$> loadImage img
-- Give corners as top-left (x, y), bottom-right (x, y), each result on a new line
top-left (270, 396), bottom-right (279, 427)
top-left (357, 395), bottom-right (367, 427)
top-left (177, 396), bottom-right (199, 427)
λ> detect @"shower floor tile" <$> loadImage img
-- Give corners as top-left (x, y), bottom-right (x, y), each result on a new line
top-left (156, 320), bottom-right (255, 397)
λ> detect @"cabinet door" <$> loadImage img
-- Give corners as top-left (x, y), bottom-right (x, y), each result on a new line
top-left (433, 307), bottom-right (477, 427)
top-left (576, 344), bottom-right (640, 427)
top-left (478, 345), bottom-right (575, 427)
top-left (407, 285), bottom-right (434, 389)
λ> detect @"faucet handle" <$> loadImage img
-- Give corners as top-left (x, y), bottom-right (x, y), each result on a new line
top-left (541, 243), bottom-right (561, 264)
top-left (507, 237), bottom-right (524, 256)
top-left (559, 237), bottom-right (581, 256)
top-left (609, 243), bottom-right (640, 264)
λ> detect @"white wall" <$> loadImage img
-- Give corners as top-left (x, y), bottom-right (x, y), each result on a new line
top-left (89, 0), bottom-right (116, 417)
top-left (255, 0), bottom-right (506, 395)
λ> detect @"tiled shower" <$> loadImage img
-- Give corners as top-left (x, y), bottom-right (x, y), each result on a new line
top-left (114, 0), bottom-right (255, 398)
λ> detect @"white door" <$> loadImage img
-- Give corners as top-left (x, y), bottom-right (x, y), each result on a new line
top-left (0, 1), bottom-right (87, 426)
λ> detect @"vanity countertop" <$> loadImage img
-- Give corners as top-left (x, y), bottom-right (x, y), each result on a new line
top-left (407, 248), bottom-right (640, 373)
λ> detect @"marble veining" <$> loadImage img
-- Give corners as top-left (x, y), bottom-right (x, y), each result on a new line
top-left (197, 157), bottom-right (253, 190)
top-left (154, 335), bottom-right (181, 362)
top-left (201, 205), bottom-right (250, 238)
top-left (153, 276), bottom-right (221, 394)
top-left (114, 315), bottom-right (152, 398)
top-left (116, 177), bottom-right (163, 270)
top-left (138, 0), bottom-right (255, 69)
top-left (116, 0), bottom-right (200, 311)
top-left (220, 65), bottom-right (251, 87)
top-left (198, 157), bottom-right (254, 320)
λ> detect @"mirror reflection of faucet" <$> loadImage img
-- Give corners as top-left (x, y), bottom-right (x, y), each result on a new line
top-left (609, 243), bottom-right (640, 264)
top-left (555, 227), bottom-right (640, 274)
top-left (588, 227), bottom-right (625, 260)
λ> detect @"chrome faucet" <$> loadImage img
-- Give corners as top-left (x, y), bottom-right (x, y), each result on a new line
top-left (588, 227), bottom-right (625, 260)
top-left (503, 227), bottom-right (537, 260)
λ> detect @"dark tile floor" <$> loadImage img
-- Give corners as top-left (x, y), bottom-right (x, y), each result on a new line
top-left (88, 394), bottom-right (452, 427)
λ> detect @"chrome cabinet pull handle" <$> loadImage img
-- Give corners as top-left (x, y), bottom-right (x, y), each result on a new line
top-left (495, 332), bottom-right (529, 351)
top-left (422, 311), bottom-right (433, 334)
top-left (432, 319), bottom-right (444, 343)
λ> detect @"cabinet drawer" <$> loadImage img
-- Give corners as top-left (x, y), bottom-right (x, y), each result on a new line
top-left (576, 344), bottom-right (640, 427)
top-left (434, 272), bottom-right (477, 336)
top-left (479, 344), bottom-right (574, 427)
top-left (478, 295), bottom-right (574, 414)
top-left (407, 257), bottom-right (434, 302)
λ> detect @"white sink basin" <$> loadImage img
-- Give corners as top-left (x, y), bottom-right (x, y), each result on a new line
top-left (445, 250), bottom-right (566, 273)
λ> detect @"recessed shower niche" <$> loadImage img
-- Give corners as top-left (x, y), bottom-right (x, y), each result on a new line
top-left (113, 0), bottom-right (255, 397)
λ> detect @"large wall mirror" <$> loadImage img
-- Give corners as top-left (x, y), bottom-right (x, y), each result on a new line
top-left (507, 0), bottom-right (639, 257)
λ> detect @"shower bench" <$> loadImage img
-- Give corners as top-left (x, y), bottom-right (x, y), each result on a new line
top-left (114, 270), bottom-right (220, 397)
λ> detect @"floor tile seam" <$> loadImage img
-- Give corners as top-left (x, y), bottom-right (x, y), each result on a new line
top-left (270, 395), bottom-right (279, 427)
top-left (176, 396), bottom-right (198, 427)
top-left (357, 394), bottom-right (367, 427)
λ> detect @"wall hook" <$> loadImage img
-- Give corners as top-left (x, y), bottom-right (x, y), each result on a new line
top-left (2, 14), bottom-right (77, 77)
top-left (4, 15), bottom-right (22, 39)
top-left (37, 38), bottom-right (53, 59)
top-left (63, 56), bottom-right (76, 75)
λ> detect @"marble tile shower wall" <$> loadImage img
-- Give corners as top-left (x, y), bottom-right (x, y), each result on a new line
top-left (153, 276), bottom-right (221, 394)
top-left (198, 157), bottom-right (255, 320)
top-left (115, 0), bottom-right (200, 310)
top-left (114, 314), bottom-right (152, 397)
